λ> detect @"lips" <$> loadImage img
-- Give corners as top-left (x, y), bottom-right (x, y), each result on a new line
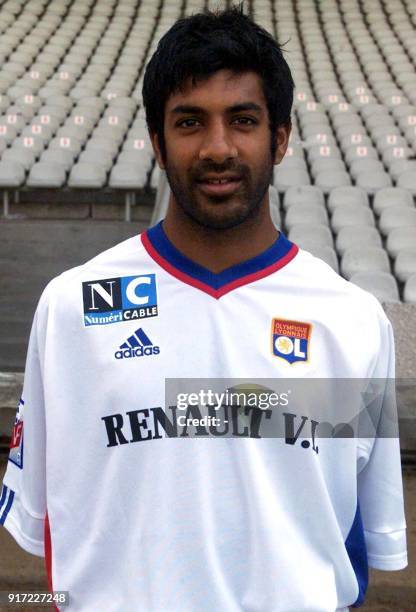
top-left (196, 174), bottom-right (243, 196)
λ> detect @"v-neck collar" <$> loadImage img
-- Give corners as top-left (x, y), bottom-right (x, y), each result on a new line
top-left (141, 221), bottom-right (298, 299)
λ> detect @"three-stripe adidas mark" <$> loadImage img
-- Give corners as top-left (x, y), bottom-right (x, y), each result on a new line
top-left (115, 328), bottom-right (160, 360)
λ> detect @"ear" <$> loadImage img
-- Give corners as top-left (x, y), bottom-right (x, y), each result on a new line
top-left (273, 123), bottom-right (292, 165)
top-left (150, 132), bottom-right (165, 170)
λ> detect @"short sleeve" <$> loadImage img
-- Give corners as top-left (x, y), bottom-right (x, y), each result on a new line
top-left (357, 310), bottom-right (408, 571)
top-left (1, 304), bottom-right (47, 557)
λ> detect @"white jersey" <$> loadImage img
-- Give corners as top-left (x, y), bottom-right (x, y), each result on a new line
top-left (0, 221), bottom-right (407, 612)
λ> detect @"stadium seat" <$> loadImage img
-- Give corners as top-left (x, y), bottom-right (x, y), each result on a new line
top-left (288, 224), bottom-right (334, 247)
top-left (274, 167), bottom-right (311, 190)
top-left (327, 186), bottom-right (369, 211)
top-left (404, 274), bottom-right (416, 304)
top-left (373, 187), bottom-right (414, 216)
top-left (379, 206), bottom-right (416, 235)
top-left (354, 170), bottom-right (392, 193)
top-left (331, 204), bottom-right (375, 233)
top-left (109, 162), bottom-right (147, 190)
top-left (397, 169), bottom-right (416, 195)
top-left (68, 162), bottom-right (107, 188)
top-left (386, 227), bottom-right (416, 258)
top-left (2, 147), bottom-right (37, 171)
top-left (341, 247), bottom-right (390, 279)
top-left (349, 271), bottom-right (400, 303)
top-left (27, 161), bottom-right (66, 187)
top-left (283, 185), bottom-right (325, 209)
top-left (336, 226), bottom-right (382, 255)
top-left (394, 248), bottom-right (416, 283)
top-left (314, 170), bottom-right (351, 192)
top-left (389, 159), bottom-right (416, 182)
top-left (348, 159), bottom-right (385, 181)
top-left (285, 204), bottom-right (329, 230)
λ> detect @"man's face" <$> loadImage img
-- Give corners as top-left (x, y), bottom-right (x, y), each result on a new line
top-left (151, 69), bottom-right (290, 230)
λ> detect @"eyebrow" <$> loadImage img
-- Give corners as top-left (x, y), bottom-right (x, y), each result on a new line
top-left (170, 102), bottom-right (263, 115)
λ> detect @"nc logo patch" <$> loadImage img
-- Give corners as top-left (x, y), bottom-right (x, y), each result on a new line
top-left (82, 274), bottom-right (158, 326)
top-left (272, 318), bottom-right (312, 364)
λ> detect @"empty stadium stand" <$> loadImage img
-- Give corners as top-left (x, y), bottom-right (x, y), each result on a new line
top-left (0, 0), bottom-right (415, 376)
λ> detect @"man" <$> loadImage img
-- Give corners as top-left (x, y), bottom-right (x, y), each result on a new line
top-left (0, 7), bottom-right (407, 612)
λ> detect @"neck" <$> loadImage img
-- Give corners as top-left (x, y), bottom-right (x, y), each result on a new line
top-left (162, 195), bottom-right (279, 274)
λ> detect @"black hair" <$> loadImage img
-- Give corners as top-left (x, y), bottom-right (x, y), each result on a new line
top-left (142, 5), bottom-right (294, 159)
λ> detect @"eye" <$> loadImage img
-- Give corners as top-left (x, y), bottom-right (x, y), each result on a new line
top-left (232, 116), bottom-right (257, 125)
top-left (177, 118), bottom-right (201, 128)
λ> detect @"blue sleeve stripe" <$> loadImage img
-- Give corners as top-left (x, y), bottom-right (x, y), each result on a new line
top-left (0, 487), bottom-right (15, 525)
top-left (345, 502), bottom-right (369, 607)
top-left (0, 485), bottom-right (8, 513)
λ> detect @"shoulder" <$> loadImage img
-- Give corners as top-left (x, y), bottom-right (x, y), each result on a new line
top-left (36, 232), bottom-right (149, 313)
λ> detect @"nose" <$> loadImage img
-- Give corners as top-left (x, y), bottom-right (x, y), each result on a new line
top-left (198, 120), bottom-right (238, 163)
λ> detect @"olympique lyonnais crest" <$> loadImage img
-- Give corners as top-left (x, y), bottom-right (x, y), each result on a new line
top-left (9, 398), bottom-right (24, 469)
top-left (272, 318), bottom-right (312, 364)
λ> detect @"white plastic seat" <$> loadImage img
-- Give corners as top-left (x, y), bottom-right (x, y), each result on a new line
top-left (283, 185), bottom-right (325, 209)
top-left (314, 170), bottom-right (351, 193)
top-left (397, 169), bottom-right (416, 195)
top-left (274, 167), bottom-right (311, 190)
top-left (336, 226), bottom-right (382, 255)
top-left (285, 204), bottom-right (328, 230)
top-left (65, 115), bottom-right (96, 131)
top-left (355, 170), bottom-right (392, 194)
top-left (79, 149), bottom-right (113, 171)
top-left (21, 123), bottom-right (53, 143)
top-left (68, 162), bottom-right (107, 188)
top-left (40, 148), bottom-right (75, 171)
top-left (341, 247), bottom-right (390, 279)
top-left (2, 147), bottom-right (36, 171)
top-left (349, 272), bottom-right (400, 303)
top-left (389, 159), bottom-right (416, 181)
top-left (56, 125), bottom-right (90, 144)
top-left (288, 223), bottom-right (334, 247)
top-left (344, 145), bottom-right (379, 165)
top-left (379, 205), bottom-right (416, 235)
top-left (381, 146), bottom-right (412, 165)
top-left (394, 248), bottom-right (416, 282)
top-left (331, 204), bottom-right (375, 233)
top-left (109, 162), bottom-right (147, 189)
top-left (0, 124), bottom-right (18, 145)
top-left (48, 136), bottom-right (82, 155)
top-left (85, 137), bottom-right (119, 159)
top-left (307, 144), bottom-right (342, 162)
top-left (12, 135), bottom-right (45, 155)
top-left (327, 186), bottom-right (369, 212)
top-left (386, 227), bottom-right (416, 258)
top-left (93, 126), bottom-right (126, 143)
top-left (349, 158), bottom-right (384, 180)
top-left (0, 160), bottom-right (25, 186)
top-left (26, 161), bottom-right (66, 187)
top-left (310, 158), bottom-right (346, 179)
top-left (0, 112), bottom-right (26, 132)
top-left (404, 274), bottom-right (416, 303)
top-left (373, 187), bottom-right (414, 216)
top-left (340, 133), bottom-right (372, 149)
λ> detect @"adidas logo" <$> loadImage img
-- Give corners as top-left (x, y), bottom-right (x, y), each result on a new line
top-left (114, 328), bottom-right (160, 360)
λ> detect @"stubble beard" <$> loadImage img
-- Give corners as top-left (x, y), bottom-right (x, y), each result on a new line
top-left (164, 158), bottom-right (274, 231)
